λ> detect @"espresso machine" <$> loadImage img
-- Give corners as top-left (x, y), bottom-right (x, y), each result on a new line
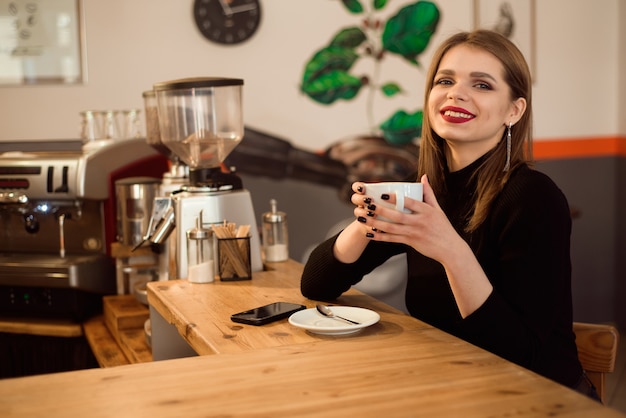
top-left (147, 77), bottom-right (263, 281)
top-left (0, 138), bottom-right (168, 320)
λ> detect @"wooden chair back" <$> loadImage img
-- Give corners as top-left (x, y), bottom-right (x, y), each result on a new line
top-left (573, 322), bottom-right (619, 403)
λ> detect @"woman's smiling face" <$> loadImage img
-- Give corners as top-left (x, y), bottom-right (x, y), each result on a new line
top-left (428, 44), bottom-right (525, 168)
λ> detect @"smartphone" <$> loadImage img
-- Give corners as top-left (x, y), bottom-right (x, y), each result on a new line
top-left (230, 302), bottom-right (306, 326)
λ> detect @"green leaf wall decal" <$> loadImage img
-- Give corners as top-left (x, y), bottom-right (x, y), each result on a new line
top-left (341, 0), bottom-right (364, 14)
top-left (300, 1), bottom-right (440, 144)
top-left (382, 2), bottom-right (440, 65)
top-left (380, 110), bottom-right (424, 145)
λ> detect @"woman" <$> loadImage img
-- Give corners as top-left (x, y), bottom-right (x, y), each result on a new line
top-left (301, 30), bottom-right (599, 400)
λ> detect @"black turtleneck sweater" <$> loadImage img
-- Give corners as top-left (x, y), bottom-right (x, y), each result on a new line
top-left (300, 158), bottom-right (583, 388)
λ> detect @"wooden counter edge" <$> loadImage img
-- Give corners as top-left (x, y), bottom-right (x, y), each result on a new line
top-left (82, 315), bottom-right (130, 367)
top-left (145, 259), bottom-right (307, 356)
top-left (0, 317), bottom-right (83, 337)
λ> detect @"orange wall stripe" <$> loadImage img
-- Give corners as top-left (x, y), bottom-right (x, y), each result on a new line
top-left (533, 136), bottom-right (626, 160)
top-left (533, 136), bottom-right (626, 159)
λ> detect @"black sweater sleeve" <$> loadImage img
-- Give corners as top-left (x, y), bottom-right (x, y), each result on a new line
top-left (300, 233), bottom-right (406, 301)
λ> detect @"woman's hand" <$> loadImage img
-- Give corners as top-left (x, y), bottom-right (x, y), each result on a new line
top-left (353, 174), bottom-right (492, 317)
top-left (329, 181), bottom-right (379, 263)
top-left (351, 174), bottom-right (463, 263)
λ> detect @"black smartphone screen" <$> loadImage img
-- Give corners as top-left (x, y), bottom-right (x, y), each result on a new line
top-left (230, 302), bottom-right (306, 326)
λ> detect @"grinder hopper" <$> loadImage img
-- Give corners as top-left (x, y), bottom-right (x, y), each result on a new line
top-left (153, 77), bottom-right (244, 187)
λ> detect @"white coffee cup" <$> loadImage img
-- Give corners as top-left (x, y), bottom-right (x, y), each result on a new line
top-left (364, 182), bottom-right (423, 221)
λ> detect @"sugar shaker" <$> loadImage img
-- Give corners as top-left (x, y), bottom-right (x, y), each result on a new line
top-left (186, 211), bottom-right (215, 283)
top-left (262, 199), bottom-right (289, 262)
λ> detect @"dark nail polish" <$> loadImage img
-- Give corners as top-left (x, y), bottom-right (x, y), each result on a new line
top-left (357, 186), bottom-right (363, 193)
top-left (365, 232), bottom-right (374, 238)
top-left (371, 227), bottom-right (378, 232)
top-left (367, 204), bottom-right (376, 211)
top-left (381, 194), bottom-right (390, 200)
top-left (363, 197), bottom-right (371, 204)
top-left (366, 211), bottom-right (375, 217)
top-left (357, 216), bottom-right (367, 223)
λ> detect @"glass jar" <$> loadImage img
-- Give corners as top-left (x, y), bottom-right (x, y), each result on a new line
top-left (262, 199), bottom-right (289, 262)
top-left (101, 110), bottom-right (119, 139)
top-left (79, 110), bottom-right (99, 142)
top-left (186, 213), bottom-right (215, 283)
top-left (121, 109), bottom-right (142, 139)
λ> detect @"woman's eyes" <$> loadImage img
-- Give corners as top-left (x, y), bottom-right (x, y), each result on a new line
top-left (433, 78), bottom-right (493, 90)
top-left (434, 78), bottom-right (453, 85)
top-left (474, 81), bottom-right (493, 90)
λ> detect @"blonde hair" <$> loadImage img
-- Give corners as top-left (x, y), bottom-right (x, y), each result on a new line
top-left (418, 29), bottom-right (533, 232)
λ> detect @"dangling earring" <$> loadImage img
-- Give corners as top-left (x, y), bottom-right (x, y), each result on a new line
top-left (503, 122), bottom-right (512, 172)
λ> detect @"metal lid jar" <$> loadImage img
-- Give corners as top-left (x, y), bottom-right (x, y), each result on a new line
top-left (262, 199), bottom-right (289, 262)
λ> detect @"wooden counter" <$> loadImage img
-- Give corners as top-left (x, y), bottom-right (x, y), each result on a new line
top-left (1, 327), bottom-right (623, 417)
top-left (147, 259), bottom-right (424, 356)
top-left (1, 259), bottom-right (624, 417)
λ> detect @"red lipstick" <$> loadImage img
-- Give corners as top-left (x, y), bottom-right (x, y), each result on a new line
top-left (440, 106), bottom-right (475, 123)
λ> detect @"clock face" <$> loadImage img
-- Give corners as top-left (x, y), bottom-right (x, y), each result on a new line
top-left (193, 0), bottom-right (261, 45)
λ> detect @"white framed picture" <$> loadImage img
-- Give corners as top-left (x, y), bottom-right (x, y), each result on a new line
top-left (473, 0), bottom-right (536, 80)
top-left (0, 0), bottom-right (85, 85)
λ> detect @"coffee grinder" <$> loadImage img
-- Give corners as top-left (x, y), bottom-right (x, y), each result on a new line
top-left (147, 77), bottom-right (262, 280)
top-left (141, 89), bottom-right (188, 282)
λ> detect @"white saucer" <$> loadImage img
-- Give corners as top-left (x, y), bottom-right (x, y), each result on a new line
top-left (288, 306), bottom-right (380, 335)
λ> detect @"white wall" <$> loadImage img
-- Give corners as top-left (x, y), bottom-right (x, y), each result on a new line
top-left (0, 0), bottom-right (621, 150)
top-left (533, 0), bottom-right (619, 139)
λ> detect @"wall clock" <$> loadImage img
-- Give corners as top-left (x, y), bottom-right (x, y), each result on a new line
top-left (193, 0), bottom-right (262, 45)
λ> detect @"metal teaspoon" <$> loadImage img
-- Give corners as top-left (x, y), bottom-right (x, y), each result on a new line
top-left (315, 304), bottom-right (360, 325)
